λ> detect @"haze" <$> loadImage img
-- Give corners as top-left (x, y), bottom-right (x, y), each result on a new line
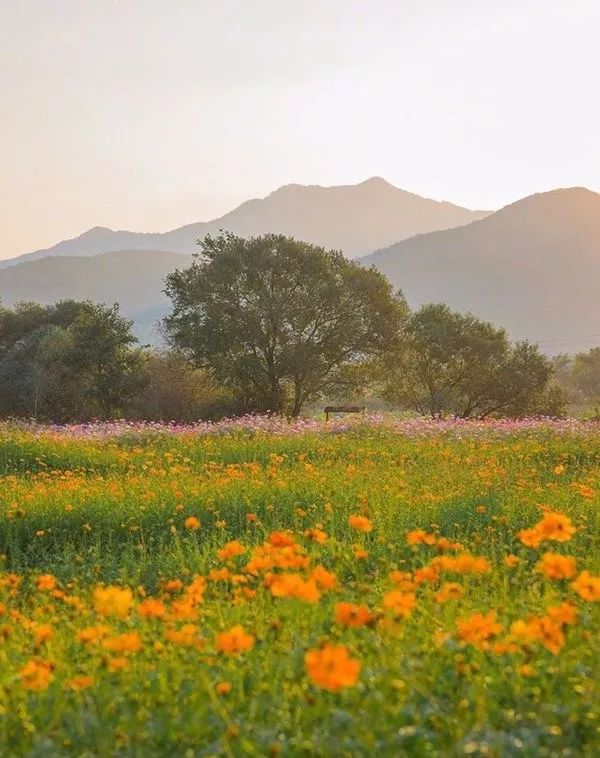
top-left (1, 0), bottom-right (599, 259)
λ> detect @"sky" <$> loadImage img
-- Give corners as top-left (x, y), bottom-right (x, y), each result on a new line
top-left (1, 0), bottom-right (599, 259)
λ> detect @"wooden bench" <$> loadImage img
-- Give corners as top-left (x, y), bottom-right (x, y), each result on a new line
top-left (324, 405), bottom-right (366, 423)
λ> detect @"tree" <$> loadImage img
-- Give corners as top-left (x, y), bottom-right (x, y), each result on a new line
top-left (383, 304), bottom-right (556, 418)
top-left (66, 303), bottom-right (145, 418)
top-left (571, 347), bottom-right (600, 403)
top-left (164, 233), bottom-right (407, 416)
top-left (0, 301), bottom-right (145, 421)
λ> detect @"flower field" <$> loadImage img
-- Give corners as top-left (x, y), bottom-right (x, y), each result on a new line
top-left (0, 420), bottom-right (599, 755)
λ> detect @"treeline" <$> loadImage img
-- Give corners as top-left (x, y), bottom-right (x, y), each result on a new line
top-left (0, 232), bottom-right (592, 423)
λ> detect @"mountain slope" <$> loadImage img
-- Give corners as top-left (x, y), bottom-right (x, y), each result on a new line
top-left (1, 178), bottom-right (489, 268)
top-left (362, 187), bottom-right (600, 352)
top-left (0, 250), bottom-right (192, 343)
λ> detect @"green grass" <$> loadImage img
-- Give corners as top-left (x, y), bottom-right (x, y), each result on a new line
top-left (0, 427), bottom-right (599, 756)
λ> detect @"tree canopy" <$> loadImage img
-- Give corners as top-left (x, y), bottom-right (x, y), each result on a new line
top-left (382, 304), bottom-right (559, 418)
top-left (164, 233), bottom-right (408, 415)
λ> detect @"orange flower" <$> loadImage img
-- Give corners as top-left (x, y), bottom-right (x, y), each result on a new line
top-left (435, 582), bottom-right (463, 604)
top-left (103, 632), bottom-right (142, 654)
top-left (93, 586), bottom-right (133, 618)
top-left (334, 602), bottom-right (374, 628)
top-left (33, 623), bottom-right (53, 645)
top-left (138, 598), bottom-right (166, 618)
top-left (546, 601), bottom-right (578, 626)
top-left (456, 611), bottom-right (502, 648)
top-left (518, 527), bottom-right (543, 548)
top-left (208, 567), bottom-right (231, 582)
top-left (535, 552), bottom-right (577, 580)
top-left (406, 530), bottom-right (436, 546)
top-left (304, 528), bottom-right (328, 544)
top-left (36, 574), bottom-right (57, 591)
top-left (217, 540), bottom-right (246, 561)
top-left (106, 656), bottom-right (130, 672)
top-left (184, 516), bottom-right (200, 530)
top-left (352, 545), bottom-right (369, 560)
top-left (20, 659), bottom-right (54, 690)
top-left (504, 554), bottom-right (520, 568)
top-left (77, 625), bottom-right (110, 644)
top-left (216, 681), bottom-right (232, 695)
top-left (537, 512), bottom-right (576, 542)
top-left (571, 570), bottom-right (600, 601)
top-left (305, 644), bottom-right (361, 691)
top-left (382, 591), bottom-right (416, 618)
top-left (216, 625), bottom-right (255, 655)
top-left (165, 624), bottom-right (203, 647)
top-left (531, 616), bottom-right (565, 655)
top-left (348, 515), bottom-right (373, 533)
top-left (270, 573), bottom-right (321, 603)
top-left (310, 565), bottom-right (337, 590)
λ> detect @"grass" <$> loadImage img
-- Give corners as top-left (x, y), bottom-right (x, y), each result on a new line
top-left (0, 424), bottom-right (599, 756)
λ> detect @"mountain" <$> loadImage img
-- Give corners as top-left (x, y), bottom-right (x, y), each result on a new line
top-left (0, 250), bottom-right (191, 343)
top-left (1, 178), bottom-right (489, 268)
top-left (362, 188), bottom-right (600, 353)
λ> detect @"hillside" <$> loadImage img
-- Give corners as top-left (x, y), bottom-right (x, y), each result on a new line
top-left (362, 187), bottom-right (600, 353)
top-left (1, 178), bottom-right (489, 268)
top-left (0, 250), bottom-right (191, 343)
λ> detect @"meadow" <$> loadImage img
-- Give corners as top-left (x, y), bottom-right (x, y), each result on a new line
top-left (0, 417), bottom-right (599, 756)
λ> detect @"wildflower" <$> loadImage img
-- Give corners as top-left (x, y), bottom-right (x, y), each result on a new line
top-left (216, 625), bottom-right (255, 655)
top-left (352, 545), bottom-right (369, 560)
top-left (103, 631), bottom-right (143, 654)
top-left (382, 591), bottom-right (416, 618)
top-left (216, 681), bottom-right (232, 695)
top-left (310, 565), bottom-right (337, 590)
top-left (268, 531), bottom-right (296, 548)
top-left (537, 512), bottom-right (576, 542)
top-left (208, 567), bottom-right (231, 582)
top-left (406, 530), bottom-right (436, 546)
top-left (165, 624), bottom-right (202, 647)
top-left (533, 617), bottom-right (565, 655)
top-left (304, 528), bottom-right (328, 544)
top-left (106, 656), bottom-right (130, 672)
top-left (435, 582), bottom-right (463, 604)
top-left (77, 625), bottom-right (110, 644)
top-left (20, 659), bottom-right (54, 690)
top-left (36, 574), bottom-right (57, 591)
top-left (67, 675), bottom-right (94, 691)
top-left (504, 554), bottom-right (519, 568)
top-left (518, 527), bottom-right (543, 548)
top-left (269, 573), bottom-right (321, 603)
top-left (93, 586), bottom-right (133, 618)
top-left (348, 515), bottom-right (373, 533)
top-left (571, 571), bottom-right (600, 601)
top-left (553, 464), bottom-right (565, 475)
top-left (217, 540), bottom-right (245, 561)
top-left (33, 623), bottom-right (54, 645)
top-left (456, 611), bottom-right (502, 648)
top-left (334, 602), bottom-right (374, 628)
top-left (161, 579), bottom-right (184, 593)
top-left (138, 598), bottom-right (167, 618)
top-left (536, 552), bottom-right (577, 580)
top-left (305, 644), bottom-right (361, 692)
top-left (547, 601), bottom-right (578, 626)
top-left (184, 516), bottom-right (200, 530)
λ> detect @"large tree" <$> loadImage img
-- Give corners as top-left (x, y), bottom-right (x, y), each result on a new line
top-left (383, 303), bottom-right (558, 418)
top-left (164, 233), bottom-right (407, 416)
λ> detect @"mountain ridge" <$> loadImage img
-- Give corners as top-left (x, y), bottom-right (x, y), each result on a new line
top-left (1, 178), bottom-right (490, 269)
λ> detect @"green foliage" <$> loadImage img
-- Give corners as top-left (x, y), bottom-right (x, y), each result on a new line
top-left (164, 233), bottom-right (408, 415)
top-left (0, 301), bottom-right (143, 421)
top-left (383, 304), bottom-right (555, 418)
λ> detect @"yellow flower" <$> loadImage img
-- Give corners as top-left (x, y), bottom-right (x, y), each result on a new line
top-left (93, 586), bottom-right (133, 618)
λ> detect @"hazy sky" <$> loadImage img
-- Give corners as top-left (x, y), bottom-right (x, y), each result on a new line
top-left (1, 0), bottom-right (599, 259)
